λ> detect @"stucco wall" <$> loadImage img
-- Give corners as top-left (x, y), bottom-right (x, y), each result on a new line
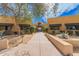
top-left (48, 15), bottom-right (79, 31)
top-left (48, 15), bottom-right (79, 24)
top-left (0, 16), bottom-right (15, 24)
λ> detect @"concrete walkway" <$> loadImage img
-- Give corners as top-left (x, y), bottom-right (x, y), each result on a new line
top-left (0, 32), bottom-right (62, 56)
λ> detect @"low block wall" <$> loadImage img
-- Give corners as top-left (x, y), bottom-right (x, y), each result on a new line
top-left (0, 39), bottom-right (9, 50)
top-left (45, 33), bottom-right (73, 56)
top-left (64, 39), bottom-right (79, 48)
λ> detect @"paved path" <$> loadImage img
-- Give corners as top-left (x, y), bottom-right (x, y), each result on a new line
top-left (0, 32), bottom-right (62, 56)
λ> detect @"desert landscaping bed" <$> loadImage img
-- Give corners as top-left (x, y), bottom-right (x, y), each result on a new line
top-left (0, 34), bottom-right (33, 53)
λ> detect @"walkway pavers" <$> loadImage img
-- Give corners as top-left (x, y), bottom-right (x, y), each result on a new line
top-left (27, 32), bottom-right (62, 56)
top-left (0, 32), bottom-right (62, 56)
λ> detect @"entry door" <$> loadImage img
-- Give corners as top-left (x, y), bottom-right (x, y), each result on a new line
top-left (37, 27), bottom-right (42, 32)
top-left (5, 26), bottom-right (8, 30)
top-left (5, 26), bottom-right (11, 30)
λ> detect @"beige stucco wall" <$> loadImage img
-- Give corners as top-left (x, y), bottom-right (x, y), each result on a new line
top-left (0, 16), bottom-right (15, 24)
top-left (48, 15), bottom-right (79, 24)
top-left (0, 16), bottom-right (32, 32)
top-left (48, 15), bottom-right (79, 31)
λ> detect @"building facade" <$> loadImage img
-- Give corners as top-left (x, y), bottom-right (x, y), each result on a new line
top-left (0, 16), bottom-right (32, 35)
top-left (48, 15), bottom-right (79, 36)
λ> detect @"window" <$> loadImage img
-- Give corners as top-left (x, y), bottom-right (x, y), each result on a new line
top-left (65, 23), bottom-right (79, 30)
top-left (0, 26), bottom-right (5, 31)
top-left (49, 24), bottom-right (61, 30)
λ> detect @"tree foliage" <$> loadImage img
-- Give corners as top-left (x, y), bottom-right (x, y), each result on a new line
top-left (30, 3), bottom-right (47, 18)
top-left (0, 3), bottom-right (32, 20)
top-left (0, 3), bottom-right (59, 19)
top-left (53, 3), bottom-right (59, 16)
